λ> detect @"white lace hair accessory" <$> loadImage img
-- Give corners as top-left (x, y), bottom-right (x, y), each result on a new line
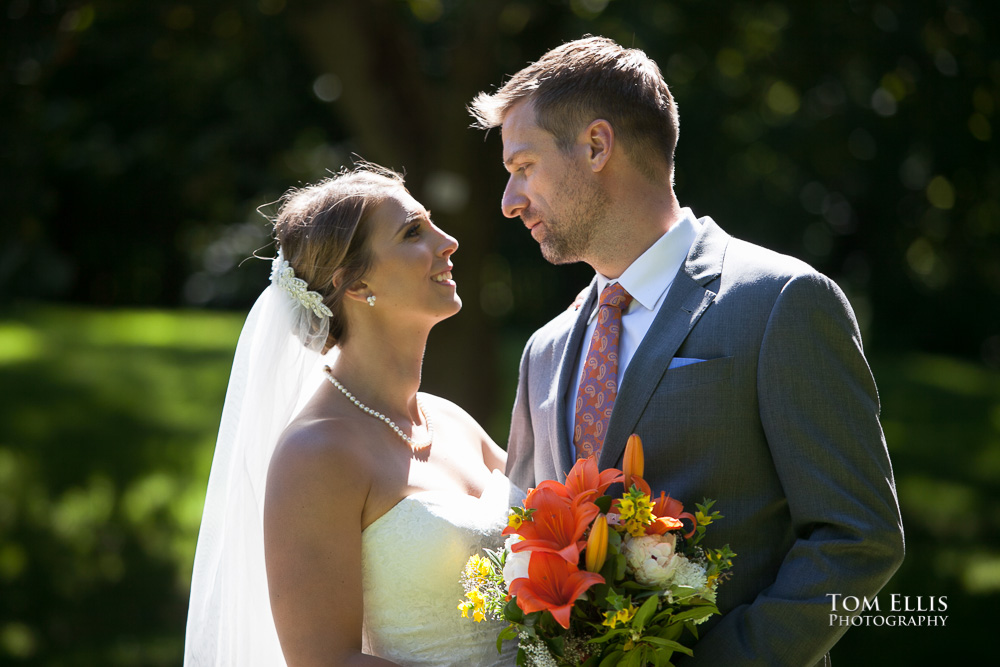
top-left (185, 259), bottom-right (335, 666)
top-left (270, 250), bottom-right (331, 351)
top-left (271, 253), bottom-right (333, 319)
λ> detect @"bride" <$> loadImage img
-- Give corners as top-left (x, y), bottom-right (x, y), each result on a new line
top-left (184, 164), bottom-right (520, 666)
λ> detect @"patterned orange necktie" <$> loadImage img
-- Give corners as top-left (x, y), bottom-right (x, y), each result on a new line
top-left (573, 282), bottom-right (633, 460)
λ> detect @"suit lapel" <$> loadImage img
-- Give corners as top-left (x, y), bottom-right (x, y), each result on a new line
top-left (598, 218), bottom-right (730, 470)
top-left (548, 277), bottom-right (598, 482)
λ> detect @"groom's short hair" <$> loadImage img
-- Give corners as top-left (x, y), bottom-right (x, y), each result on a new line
top-left (469, 35), bottom-right (679, 182)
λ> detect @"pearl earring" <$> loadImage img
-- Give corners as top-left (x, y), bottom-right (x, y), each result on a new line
top-left (367, 295), bottom-right (376, 307)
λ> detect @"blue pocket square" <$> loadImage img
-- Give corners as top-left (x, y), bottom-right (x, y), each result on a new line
top-left (668, 357), bottom-right (706, 369)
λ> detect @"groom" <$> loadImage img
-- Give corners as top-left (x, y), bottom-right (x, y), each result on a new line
top-left (470, 36), bottom-right (904, 665)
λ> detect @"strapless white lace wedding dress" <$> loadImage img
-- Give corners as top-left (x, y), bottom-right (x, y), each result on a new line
top-left (361, 469), bottom-right (522, 666)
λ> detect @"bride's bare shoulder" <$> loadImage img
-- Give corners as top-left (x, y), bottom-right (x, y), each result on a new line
top-left (267, 413), bottom-right (374, 505)
top-left (277, 410), bottom-right (369, 454)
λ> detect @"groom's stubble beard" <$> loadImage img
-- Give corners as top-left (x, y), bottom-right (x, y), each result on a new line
top-left (537, 170), bottom-right (612, 267)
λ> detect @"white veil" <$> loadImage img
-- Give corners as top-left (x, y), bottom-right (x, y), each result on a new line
top-left (184, 255), bottom-right (332, 666)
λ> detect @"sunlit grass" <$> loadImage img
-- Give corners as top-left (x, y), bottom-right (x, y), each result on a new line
top-left (0, 305), bottom-right (243, 665)
top-left (828, 352), bottom-right (1000, 664)
top-left (1, 306), bottom-right (998, 664)
top-left (6, 306), bottom-right (244, 351)
top-left (0, 323), bottom-right (43, 364)
top-left (874, 352), bottom-right (1000, 594)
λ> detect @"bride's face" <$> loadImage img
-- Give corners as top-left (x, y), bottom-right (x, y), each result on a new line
top-left (360, 189), bottom-right (461, 321)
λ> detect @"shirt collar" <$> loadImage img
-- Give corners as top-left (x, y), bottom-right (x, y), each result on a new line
top-left (589, 208), bottom-right (700, 322)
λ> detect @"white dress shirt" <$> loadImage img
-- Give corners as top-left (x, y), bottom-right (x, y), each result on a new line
top-left (564, 208), bottom-right (701, 452)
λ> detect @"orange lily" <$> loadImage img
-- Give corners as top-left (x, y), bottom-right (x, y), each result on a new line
top-left (645, 515), bottom-right (684, 535)
top-left (523, 479), bottom-right (573, 502)
top-left (585, 514), bottom-right (609, 573)
top-left (507, 484), bottom-right (600, 563)
top-left (564, 455), bottom-right (624, 501)
top-left (508, 551), bottom-right (605, 629)
top-left (623, 434), bottom-right (644, 491)
top-left (649, 492), bottom-right (698, 538)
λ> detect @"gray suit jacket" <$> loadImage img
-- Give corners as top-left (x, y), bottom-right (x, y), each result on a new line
top-left (506, 217), bottom-right (905, 666)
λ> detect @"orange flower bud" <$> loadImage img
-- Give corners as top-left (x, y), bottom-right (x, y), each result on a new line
top-left (585, 514), bottom-right (609, 573)
top-left (623, 433), bottom-right (644, 491)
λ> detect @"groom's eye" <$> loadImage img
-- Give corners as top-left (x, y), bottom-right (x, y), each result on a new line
top-left (405, 222), bottom-right (421, 238)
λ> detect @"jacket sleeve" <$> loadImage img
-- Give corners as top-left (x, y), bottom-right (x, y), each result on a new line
top-left (505, 332), bottom-right (538, 492)
top-left (682, 272), bottom-right (905, 666)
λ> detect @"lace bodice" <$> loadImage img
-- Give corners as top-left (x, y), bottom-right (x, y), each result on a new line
top-left (361, 470), bottom-right (522, 666)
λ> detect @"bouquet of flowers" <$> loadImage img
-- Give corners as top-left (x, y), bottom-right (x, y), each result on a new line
top-left (459, 434), bottom-right (735, 667)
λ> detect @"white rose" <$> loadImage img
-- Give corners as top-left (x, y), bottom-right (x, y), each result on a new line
top-left (670, 556), bottom-right (710, 601)
top-left (621, 533), bottom-right (680, 588)
top-left (502, 535), bottom-right (531, 588)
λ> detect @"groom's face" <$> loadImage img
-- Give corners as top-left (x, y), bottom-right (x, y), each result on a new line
top-left (500, 100), bottom-right (608, 266)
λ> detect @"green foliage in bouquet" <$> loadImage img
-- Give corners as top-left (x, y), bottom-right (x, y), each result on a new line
top-left (459, 436), bottom-right (736, 667)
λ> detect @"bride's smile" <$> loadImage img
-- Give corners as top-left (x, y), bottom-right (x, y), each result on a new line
top-left (188, 164), bottom-right (515, 667)
top-left (357, 190), bottom-right (461, 321)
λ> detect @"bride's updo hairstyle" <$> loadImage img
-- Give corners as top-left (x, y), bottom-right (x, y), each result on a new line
top-left (273, 163), bottom-right (405, 351)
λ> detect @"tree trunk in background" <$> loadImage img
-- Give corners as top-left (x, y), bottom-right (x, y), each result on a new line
top-left (291, 1), bottom-right (510, 432)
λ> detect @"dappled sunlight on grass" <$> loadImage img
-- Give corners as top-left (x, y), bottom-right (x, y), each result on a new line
top-left (972, 435), bottom-right (1000, 482)
top-left (2, 306), bottom-right (998, 663)
top-left (0, 306), bottom-right (242, 665)
top-left (829, 351), bottom-right (1000, 663)
top-left (22, 307), bottom-right (245, 350)
top-left (898, 354), bottom-right (998, 397)
top-left (873, 352), bottom-right (1000, 593)
top-left (0, 323), bottom-right (43, 364)
top-left (897, 476), bottom-right (979, 540)
top-left (960, 553), bottom-right (1000, 594)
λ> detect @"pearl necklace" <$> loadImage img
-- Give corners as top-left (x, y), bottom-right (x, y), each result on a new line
top-left (322, 366), bottom-right (433, 449)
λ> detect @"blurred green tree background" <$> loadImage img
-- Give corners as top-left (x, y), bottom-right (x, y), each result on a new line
top-left (1, 0), bottom-right (998, 664)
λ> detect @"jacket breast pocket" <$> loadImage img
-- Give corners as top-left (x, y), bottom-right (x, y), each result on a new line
top-left (661, 355), bottom-right (734, 390)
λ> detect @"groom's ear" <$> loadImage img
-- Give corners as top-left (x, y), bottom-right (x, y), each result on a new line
top-left (583, 119), bottom-right (614, 173)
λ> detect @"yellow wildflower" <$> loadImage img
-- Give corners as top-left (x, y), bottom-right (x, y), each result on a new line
top-left (508, 513), bottom-right (523, 530)
top-left (624, 519), bottom-right (646, 538)
top-left (464, 555), bottom-right (493, 583)
top-left (602, 604), bottom-right (637, 628)
top-left (460, 587), bottom-right (489, 622)
top-left (618, 490), bottom-right (654, 537)
top-left (618, 494), bottom-right (653, 524)
top-left (618, 497), bottom-right (635, 519)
